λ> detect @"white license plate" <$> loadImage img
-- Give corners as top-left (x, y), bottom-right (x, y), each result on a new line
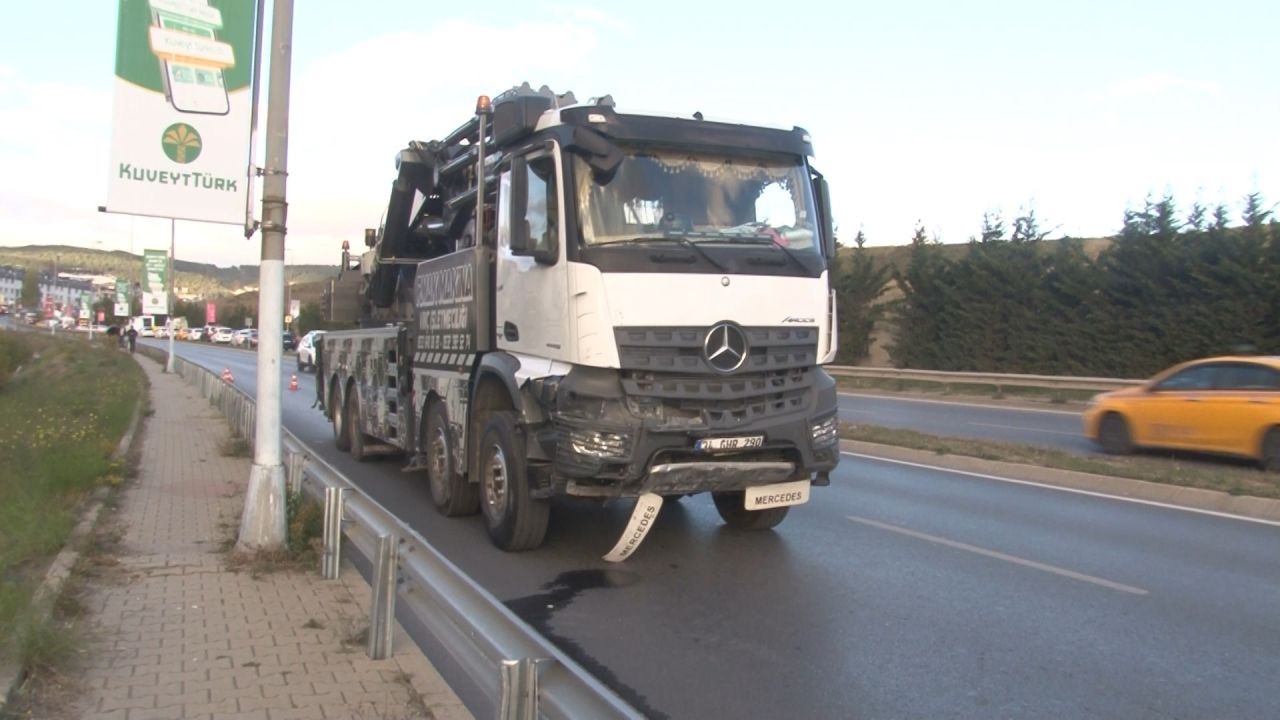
top-left (695, 435), bottom-right (764, 451)
top-left (743, 480), bottom-right (811, 510)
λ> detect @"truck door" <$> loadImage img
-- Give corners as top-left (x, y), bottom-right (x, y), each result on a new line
top-left (495, 146), bottom-right (570, 363)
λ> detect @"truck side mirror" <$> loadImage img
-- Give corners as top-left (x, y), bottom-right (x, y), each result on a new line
top-left (814, 175), bottom-right (836, 260)
top-left (509, 157), bottom-right (531, 254)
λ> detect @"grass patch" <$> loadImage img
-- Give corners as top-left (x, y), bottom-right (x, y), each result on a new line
top-left (0, 332), bottom-right (144, 660)
top-left (835, 375), bottom-right (1100, 405)
top-left (225, 491), bottom-right (324, 577)
top-left (220, 434), bottom-right (252, 458)
top-left (842, 423), bottom-right (1280, 499)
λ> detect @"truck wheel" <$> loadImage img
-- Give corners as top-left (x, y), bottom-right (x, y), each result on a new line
top-left (348, 389), bottom-right (369, 462)
top-left (331, 379), bottom-right (350, 451)
top-left (712, 491), bottom-right (789, 530)
top-left (478, 412), bottom-right (548, 551)
top-left (424, 401), bottom-right (478, 516)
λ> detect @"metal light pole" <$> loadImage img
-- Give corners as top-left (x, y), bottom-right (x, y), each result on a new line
top-left (166, 218), bottom-right (175, 373)
top-left (238, 0), bottom-right (292, 551)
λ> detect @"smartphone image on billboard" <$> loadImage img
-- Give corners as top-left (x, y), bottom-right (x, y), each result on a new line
top-left (150, 4), bottom-right (231, 116)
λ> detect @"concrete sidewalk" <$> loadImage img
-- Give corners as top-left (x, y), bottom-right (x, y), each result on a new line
top-left (70, 355), bottom-right (472, 719)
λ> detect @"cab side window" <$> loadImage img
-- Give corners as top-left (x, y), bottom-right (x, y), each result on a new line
top-left (526, 157), bottom-right (558, 256)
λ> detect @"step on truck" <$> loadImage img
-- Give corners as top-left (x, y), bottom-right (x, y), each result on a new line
top-left (317, 84), bottom-right (841, 556)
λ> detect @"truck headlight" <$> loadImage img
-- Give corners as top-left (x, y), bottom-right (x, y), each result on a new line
top-left (567, 428), bottom-right (631, 460)
top-left (811, 415), bottom-right (838, 448)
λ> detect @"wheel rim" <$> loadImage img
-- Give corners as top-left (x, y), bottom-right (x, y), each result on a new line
top-left (429, 424), bottom-right (449, 493)
top-left (333, 387), bottom-right (343, 431)
top-left (483, 445), bottom-right (509, 517)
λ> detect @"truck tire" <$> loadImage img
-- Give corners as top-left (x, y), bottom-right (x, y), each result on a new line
top-left (424, 401), bottom-right (478, 516)
top-left (331, 379), bottom-right (350, 451)
top-left (348, 389), bottom-right (369, 462)
top-left (478, 411), bottom-right (549, 551)
top-left (712, 491), bottom-right (790, 530)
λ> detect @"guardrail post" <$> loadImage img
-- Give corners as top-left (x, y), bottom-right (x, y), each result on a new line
top-left (322, 487), bottom-right (344, 579)
top-left (499, 658), bottom-right (544, 720)
top-left (367, 533), bottom-right (397, 660)
top-left (286, 452), bottom-right (305, 496)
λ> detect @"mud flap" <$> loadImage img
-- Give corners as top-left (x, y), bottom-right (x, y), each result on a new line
top-left (602, 493), bottom-right (664, 563)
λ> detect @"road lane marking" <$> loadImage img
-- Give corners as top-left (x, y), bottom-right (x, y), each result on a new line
top-left (839, 392), bottom-right (1083, 416)
top-left (842, 452), bottom-right (1280, 528)
top-left (968, 421), bottom-right (1082, 437)
top-left (847, 515), bottom-right (1149, 595)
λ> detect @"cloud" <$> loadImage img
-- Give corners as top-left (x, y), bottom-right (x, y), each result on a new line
top-left (282, 17), bottom-right (601, 262)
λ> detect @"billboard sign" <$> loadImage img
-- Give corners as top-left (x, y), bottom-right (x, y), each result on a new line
top-left (206, 301), bottom-right (217, 324)
top-left (105, 0), bottom-right (256, 224)
top-left (114, 277), bottom-right (130, 316)
top-left (142, 249), bottom-right (169, 315)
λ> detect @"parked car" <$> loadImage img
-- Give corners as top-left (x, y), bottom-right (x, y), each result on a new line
top-left (1084, 355), bottom-right (1280, 470)
top-left (212, 326), bottom-right (234, 343)
top-left (282, 331), bottom-right (297, 352)
top-left (176, 327), bottom-right (190, 340)
top-left (296, 330), bottom-right (325, 372)
top-left (187, 327), bottom-right (204, 341)
top-left (231, 328), bottom-right (253, 347)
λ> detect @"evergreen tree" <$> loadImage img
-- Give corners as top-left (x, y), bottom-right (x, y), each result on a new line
top-left (834, 240), bottom-right (891, 364)
top-left (19, 272), bottom-right (40, 308)
top-left (887, 226), bottom-right (950, 368)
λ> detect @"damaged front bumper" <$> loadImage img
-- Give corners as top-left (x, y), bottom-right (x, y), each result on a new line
top-left (524, 365), bottom-right (841, 499)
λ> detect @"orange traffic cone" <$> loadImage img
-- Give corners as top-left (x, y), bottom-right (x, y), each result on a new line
top-left (288, 374), bottom-right (298, 392)
top-left (222, 368), bottom-right (234, 383)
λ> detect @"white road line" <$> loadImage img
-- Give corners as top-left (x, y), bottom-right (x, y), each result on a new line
top-left (839, 392), bottom-right (1083, 416)
top-left (848, 515), bottom-right (1149, 595)
top-left (841, 451), bottom-right (1280, 528)
top-left (968, 421), bottom-right (1082, 437)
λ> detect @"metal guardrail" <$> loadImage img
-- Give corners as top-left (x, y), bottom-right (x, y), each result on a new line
top-left (137, 347), bottom-right (641, 720)
top-left (825, 365), bottom-right (1142, 393)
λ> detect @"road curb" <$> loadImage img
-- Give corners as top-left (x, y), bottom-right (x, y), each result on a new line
top-left (0, 389), bottom-right (146, 710)
top-left (841, 439), bottom-right (1280, 524)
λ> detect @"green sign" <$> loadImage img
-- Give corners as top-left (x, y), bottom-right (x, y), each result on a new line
top-left (142, 249), bottom-right (168, 315)
top-left (114, 277), bottom-right (130, 317)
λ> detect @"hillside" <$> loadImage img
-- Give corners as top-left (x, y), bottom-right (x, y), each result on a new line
top-left (0, 245), bottom-right (337, 298)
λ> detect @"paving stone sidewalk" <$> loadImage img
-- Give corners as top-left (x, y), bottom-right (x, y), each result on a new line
top-left (71, 356), bottom-right (472, 720)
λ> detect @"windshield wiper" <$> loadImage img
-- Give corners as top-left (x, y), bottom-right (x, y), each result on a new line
top-left (603, 235), bottom-right (729, 272)
top-left (730, 234), bottom-right (812, 274)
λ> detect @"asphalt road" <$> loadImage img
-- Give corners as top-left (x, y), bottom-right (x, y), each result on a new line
top-left (838, 392), bottom-right (1097, 454)
top-left (148, 340), bottom-right (1280, 719)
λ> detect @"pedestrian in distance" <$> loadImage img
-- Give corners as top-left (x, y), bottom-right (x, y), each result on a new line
top-left (127, 326), bottom-right (138, 353)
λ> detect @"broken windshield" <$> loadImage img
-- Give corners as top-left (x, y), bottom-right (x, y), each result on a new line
top-left (575, 149), bottom-right (823, 261)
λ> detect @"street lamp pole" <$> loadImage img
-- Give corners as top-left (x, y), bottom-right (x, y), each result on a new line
top-left (238, 0), bottom-right (293, 551)
top-left (166, 218), bottom-right (175, 373)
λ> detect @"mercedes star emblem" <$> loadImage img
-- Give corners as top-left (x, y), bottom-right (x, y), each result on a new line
top-left (704, 323), bottom-right (748, 373)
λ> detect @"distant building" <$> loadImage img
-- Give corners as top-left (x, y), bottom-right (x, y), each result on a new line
top-left (38, 272), bottom-right (96, 313)
top-left (0, 265), bottom-right (23, 306)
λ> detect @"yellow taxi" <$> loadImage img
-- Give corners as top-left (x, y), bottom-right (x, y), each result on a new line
top-left (1083, 356), bottom-right (1280, 470)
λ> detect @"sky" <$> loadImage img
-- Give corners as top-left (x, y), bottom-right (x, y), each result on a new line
top-left (0, 0), bottom-right (1277, 267)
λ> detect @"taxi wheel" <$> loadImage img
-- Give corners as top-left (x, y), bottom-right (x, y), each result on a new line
top-left (712, 492), bottom-right (790, 530)
top-left (1263, 428), bottom-right (1280, 472)
top-left (1098, 413), bottom-right (1132, 454)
